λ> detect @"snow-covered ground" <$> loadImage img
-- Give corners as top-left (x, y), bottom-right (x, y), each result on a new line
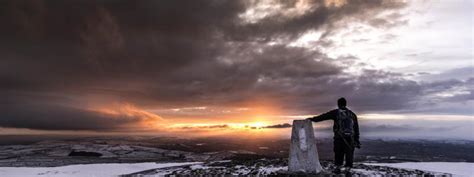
top-left (0, 161), bottom-right (471, 176)
top-left (0, 162), bottom-right (201, 177)
top-left (368, 162), bottom-right (474, 177)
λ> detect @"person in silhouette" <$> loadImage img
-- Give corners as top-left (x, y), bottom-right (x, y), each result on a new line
top-left (307, 97), bottom-right (360, 171)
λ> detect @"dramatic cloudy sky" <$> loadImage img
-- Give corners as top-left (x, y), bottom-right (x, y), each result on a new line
top-left (0, 0), bottom-right (472, 139)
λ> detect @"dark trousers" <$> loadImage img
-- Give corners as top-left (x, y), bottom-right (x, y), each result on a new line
top-left (334, 137), bottom-right (354, 167)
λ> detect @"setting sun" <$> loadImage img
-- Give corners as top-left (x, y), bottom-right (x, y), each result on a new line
top-left (248, 121), bottom-right (268, 129)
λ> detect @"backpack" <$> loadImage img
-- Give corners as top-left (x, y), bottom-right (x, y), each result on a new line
top-left (336, 109), bottom-right (354, 137)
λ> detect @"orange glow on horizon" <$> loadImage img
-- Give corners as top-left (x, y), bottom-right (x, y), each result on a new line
top-left (92, 103), bottom-right (165, 129)
top-left (164, 121), bottom-right (291, 139)
top-left (86, 98), bottom-right (296, 135)
top-left (167, 121), bottom-right (271, 131)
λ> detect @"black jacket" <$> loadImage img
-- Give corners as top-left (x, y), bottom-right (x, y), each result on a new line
top-left (308, 107), bottom-right (360, 142)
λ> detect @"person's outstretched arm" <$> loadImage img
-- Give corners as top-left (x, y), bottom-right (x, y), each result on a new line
top-left (307, 110), bottom-right (336, 122)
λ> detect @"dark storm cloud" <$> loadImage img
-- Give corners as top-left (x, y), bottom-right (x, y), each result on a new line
top-left (367, 12), bottom-right (408, 29)
top-left (0, 92), bottom-right (140, 130)
top-left (426, 78), bottom-right (474, 103)
top-left (419, 67), bottom-right (474, 81)
top-left (0, 0), bottom-right (468, 131)
top-left (315, 124), bottom-right (459, 133)
top-left (235, 0), bottom-right (407, 41)
top-left (176, 124), bottom-right (230, 130)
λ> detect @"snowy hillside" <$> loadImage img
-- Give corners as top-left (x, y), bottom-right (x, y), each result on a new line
top-left (0, 162), bottom-right (200, 177)
top-left (369, 162), bottom-right (473, 177)
top-left (1, 160), bottom-right (470, 176)
top-left (0, 138), bottom-right (472, 176)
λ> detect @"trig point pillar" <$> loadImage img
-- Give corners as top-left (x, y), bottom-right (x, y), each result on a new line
top-left (288, 119), bottom-right (323, 173)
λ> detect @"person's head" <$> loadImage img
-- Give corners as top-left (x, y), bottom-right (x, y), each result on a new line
top-left (337, 97), bottom-right (347, 109)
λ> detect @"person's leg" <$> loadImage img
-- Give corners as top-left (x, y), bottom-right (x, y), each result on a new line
top-left (333, 138), bottom-right (344, 167)
top-left (344, 137), bottom-right (354, 168)
top-left (345, 149), bottom-right (354, 167)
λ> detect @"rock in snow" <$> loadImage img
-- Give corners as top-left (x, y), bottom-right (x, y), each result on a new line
top-left (288, 119), bottom-right (323, 173)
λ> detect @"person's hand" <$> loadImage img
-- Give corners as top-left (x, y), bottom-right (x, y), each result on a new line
top-left (354, 141), bottom-right (361, 149)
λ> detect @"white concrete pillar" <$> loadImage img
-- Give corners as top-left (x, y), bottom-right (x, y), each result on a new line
top-left (288, 119), bottom-right (323, 173)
